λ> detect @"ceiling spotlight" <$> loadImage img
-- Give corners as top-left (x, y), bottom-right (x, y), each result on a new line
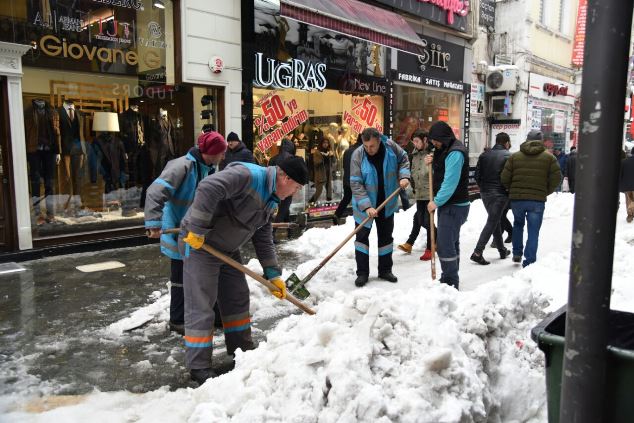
top-left (153, 0), bottom-right (165, 9)
top-left (201, 95), bottom-right (214, 106)
top-left (201, 109), bottom-right (214, 119)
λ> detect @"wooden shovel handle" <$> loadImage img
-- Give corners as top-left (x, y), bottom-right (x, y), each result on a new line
top-left (428, 163), bottom-right (436, 280)
top-left (199, 243), bottom-right (316, 315)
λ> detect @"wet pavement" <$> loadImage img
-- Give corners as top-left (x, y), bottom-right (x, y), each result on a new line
top-left (0, 239), bottom-right (308, 399)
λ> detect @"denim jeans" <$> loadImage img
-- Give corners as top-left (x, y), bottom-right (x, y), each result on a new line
top-left (437, 204), bottom-right (470, 289)
top-left (474, 193), bottom-right (508, 254)
top-left (510, 200), bottom-right (545, 267)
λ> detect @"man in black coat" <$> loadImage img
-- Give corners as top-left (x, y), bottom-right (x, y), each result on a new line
top-left (566, 146), bottom-right (577, 193)
top-left (620, 151), bottom-right (634, 222)
top-left (220, 132), bottom-right (255, 169)
top-left (470, 132), bottom-right (512, 265)
top-left (332, 134), bottom-right (363, 224)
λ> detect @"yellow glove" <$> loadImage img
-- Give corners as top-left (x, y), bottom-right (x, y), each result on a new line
top-left (183, 231), bottom-right (205, 250)
top-left (269, 277), bottom-right (287, 300)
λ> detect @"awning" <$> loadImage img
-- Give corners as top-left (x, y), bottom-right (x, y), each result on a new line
top-left (280, 0), bottom-right (424, 54)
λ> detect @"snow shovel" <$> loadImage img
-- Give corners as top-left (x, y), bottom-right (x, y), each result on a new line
top-left (150, 222), bottom-right (297, 236)
top-left (286, 187), bottom-right (403, 300)
top-left (428, 163), bottom-right (437, 280)
top-left (146, 230), bottom-right (315, 315)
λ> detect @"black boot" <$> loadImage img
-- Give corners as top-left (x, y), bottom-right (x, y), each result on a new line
top-left (378, 272), bottom-right (398, 283)
top-left (169, 322), bottom-right (184, 335)
top-left (332, 214), bottom-right (339, 225)
top-left (504, 233), bottom-right (512, 243)
top-left (499, 248), bottom-right (511, 259)
top-left (355, 274), bottom-right (369, 287)
top-left (190, 368), bottom-right (217, 385)
top-left (470, 252), bottom-right (490, 265)
top-left (512, 255), bottom-right (522, 263)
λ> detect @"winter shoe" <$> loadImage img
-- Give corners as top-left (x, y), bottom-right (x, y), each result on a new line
top-left (169, 322), bottom-right (184, 336)
top-left (512, 255), bottom-right (522, 263)
top-left (397, 242), bottom-right (413, 254)
top-left (190, 368), bottom-right (217, 385)
top-left (355, 274), bottom-right (369, 287)
top-left (504, 234), bottom-right (512, 243)
top-left (378, 272), bottom-right (398, 283)
top-left (490, 240), bottom-right (497, 249)
top-left (499, 248), bottom-right (511, 259)
top-left (420, 249), bottom-right (432, 261)
top-left (470, 253), bottom-right (490, 265)
top-left (332, 215), bottom-right (340, 225)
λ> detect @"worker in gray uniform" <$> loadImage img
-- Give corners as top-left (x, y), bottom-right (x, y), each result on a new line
top-left (180, 156), bottom-right (309, 385)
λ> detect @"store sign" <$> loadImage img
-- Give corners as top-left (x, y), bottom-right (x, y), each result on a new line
top-left (490, 120), bottom-right (522, 147)
top-left (91, 0), bottom-right (144, 10)
top-left (38, 35), bottom-right (148, 66)
top-left (470, 83), bottom-right (485, 116)
top-left (396, 73), bottom-right (465, 92)
top-left (529, 73), bottom-right (575, 105)
top-left (94, 19), bottom-right (133, 44)
top-left (254, 92), bottom-right (309, 152)
top-left (332, 73), bottom-right (387, 95)
top-left (479, 0), bottom-right (495, 27)
top-left (572, 0), bottom-right (587, 66)
top-left (373, 0), bottom-right (471, 33)
top-left (254, 53), bottom-right (327, 92)
top-left (396, 37), bottom-right (465, 85)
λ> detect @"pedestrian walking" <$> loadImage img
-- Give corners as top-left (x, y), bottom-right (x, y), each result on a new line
top-left (220, 132), bottom-right (255, 170)
top-left (501, 130), bottom-right (561, 267)
top-left (566, 146), bottom-right (577, 193)
top-left (397, 130), bottom-right (436, 261)
top-left (179, 156), bottom-right (309, 384)
top-left (620, 150), bottom-right (634, 222)
top-left (470, 132), bottom-right (512, 265)
top-left (350, 127), bottom-right (410, 287)
top-left (332, 134), bottom-right (363, 225)
top-left (144, 131), bottom-right (227, 335)
top-left (425, 121), bottom-right (470, 290)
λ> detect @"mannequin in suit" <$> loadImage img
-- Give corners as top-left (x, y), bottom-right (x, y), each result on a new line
top-left (118, 103), bottom-right (144, 187)
top-left (24, 98), bottom-right (60, 222)
top-left (57, 99), bottom-right (85, 212)
top-left (140, 108), bottom-right (176, 207)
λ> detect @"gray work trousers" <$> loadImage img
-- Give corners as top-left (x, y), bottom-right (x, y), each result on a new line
top-left (182, 246), bottom-right (254, 370)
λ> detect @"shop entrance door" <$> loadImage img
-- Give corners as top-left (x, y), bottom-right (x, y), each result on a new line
top-left (0, 76), bottom-right (17, 252)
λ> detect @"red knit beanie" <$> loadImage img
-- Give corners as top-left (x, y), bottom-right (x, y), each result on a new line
top-left (197, 131), bottom-right (227, 155)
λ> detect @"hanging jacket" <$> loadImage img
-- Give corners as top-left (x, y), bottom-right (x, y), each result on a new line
top-left (144, 147), bottom-right (213, 260)
top-left (349, 135), bottom-right (410, 228)
top-left (180, 162), bottom-right (280, 269)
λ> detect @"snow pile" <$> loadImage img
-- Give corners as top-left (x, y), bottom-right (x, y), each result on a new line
top-left (104, 288), bottom-right (170, 336)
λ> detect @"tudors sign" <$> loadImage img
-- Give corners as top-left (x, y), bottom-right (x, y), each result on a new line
top-left (254, 53), bottom-right (327, 92)
top-left (373, 0), bottom-right (471, 33)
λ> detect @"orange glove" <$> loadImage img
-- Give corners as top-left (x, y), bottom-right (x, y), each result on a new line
top-left (269, 277), bottom-right (287, 299)
top-left (183, 232), bottom-right (204, 250)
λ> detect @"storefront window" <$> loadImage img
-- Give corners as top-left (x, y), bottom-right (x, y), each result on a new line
top-left (535, 107), bottom-right (567, 152)
top-left (393, 83), bottom-right (463, 144)
top-left (0, 0), bottom-right (225, 240)
top-left (253, 87), bottom-right (384, 212)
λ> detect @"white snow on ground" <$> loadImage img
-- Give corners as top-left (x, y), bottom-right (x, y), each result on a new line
top-left (4, 193), bottom-right (634, 422)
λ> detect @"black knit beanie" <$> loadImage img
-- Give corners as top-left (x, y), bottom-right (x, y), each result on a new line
top-left (278, 156), bottom-right (309, 185)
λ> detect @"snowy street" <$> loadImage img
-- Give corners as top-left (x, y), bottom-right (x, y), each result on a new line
top-left (1, 193), bottom-right (633, 422)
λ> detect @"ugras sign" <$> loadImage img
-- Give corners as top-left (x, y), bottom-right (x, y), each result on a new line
top-left (254, 53), bottom-right (327, 92)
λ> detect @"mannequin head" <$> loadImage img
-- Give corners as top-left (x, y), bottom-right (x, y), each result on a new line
top-left (159, 108), bottom-right (168, 118)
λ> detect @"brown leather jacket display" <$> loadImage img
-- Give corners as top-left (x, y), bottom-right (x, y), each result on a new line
top-left (24, 102), bottom-right (60, 154)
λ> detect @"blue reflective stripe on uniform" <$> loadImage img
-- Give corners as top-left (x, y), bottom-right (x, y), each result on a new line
top-left (184, 340), bottom-right (213, 348)
top-left (354, 241), bottom-right (369, 254)
top-left (155, 178), bottom-right (175, 193)
top-left (224, 323), bottom-right (251, 333)
top-left (378, 244), bottom-right (393, 256)
top-left (145, 220), bottom-right (162, 227)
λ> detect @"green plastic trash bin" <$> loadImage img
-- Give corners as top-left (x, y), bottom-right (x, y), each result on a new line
top-left (531, 305), bottom-right (634, 423)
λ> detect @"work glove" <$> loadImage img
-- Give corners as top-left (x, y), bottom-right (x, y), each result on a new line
top-left (269, 276), bottom-right (287, 300)
top-left (183, 231), bottom-right (205, 249)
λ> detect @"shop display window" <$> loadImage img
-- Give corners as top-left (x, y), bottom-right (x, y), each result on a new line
top-left (535, 108), bottom-right (567, 152)
top-left (393, 84), bottom-right (463, 144)
top-left (252, 87), bottom-right (384, 212)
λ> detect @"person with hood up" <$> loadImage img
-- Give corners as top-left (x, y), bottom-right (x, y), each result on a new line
top-left (270, 138), bottom-right (297, 238)
top-left (179, 155), bottom-right (309, 385)
top-left (144, 131), bottom-right (227, 335)
top-left (332, 134), bottom-right (363, 225)
top-left (501, 130), bottom-right (561, 267)
top-left (220, 132), bottom-right (254, 169)
top-left (350, 127), bottom-right (410, 287)
top-left (424, 121), bottom-right (470, 290)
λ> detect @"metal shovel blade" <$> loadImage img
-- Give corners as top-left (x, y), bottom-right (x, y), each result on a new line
top-left (285, 272), bottom-right (310, 300)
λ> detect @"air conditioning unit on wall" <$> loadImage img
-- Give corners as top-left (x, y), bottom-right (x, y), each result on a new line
top-left (485, 65), bottom-right (519, 94)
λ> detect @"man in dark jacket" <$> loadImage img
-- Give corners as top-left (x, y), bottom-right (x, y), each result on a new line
top-left (220, 132), bottom-right (255, 169)
top-left (332, 134), bottom-right (363, 224)
top-left (269, 139), bottom-right (297, 238)
top-left (470, 132), bottom-right (512, 265)
top-left (566, 146), bottom-right (577, 193)
top-left (501, 130), bottom-right (561, 267)
top-left (620, 151), bottom-right (634, 222)
top-left (425, 121), bottom-right (470, 290)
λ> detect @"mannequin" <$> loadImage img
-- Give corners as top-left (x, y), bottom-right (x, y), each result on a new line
top-left (140, 108), bottom-right (176, 207)
top-left (336, 124), bottom-right (350, 178)
top-left (118, 103), bottom-right (145, 187)
top-left (57, 99), bottom-right (85, 213)
top-left (94, 129), bottom-right (127, 194)
top-left (24, 98), bottom-right (60, 223)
